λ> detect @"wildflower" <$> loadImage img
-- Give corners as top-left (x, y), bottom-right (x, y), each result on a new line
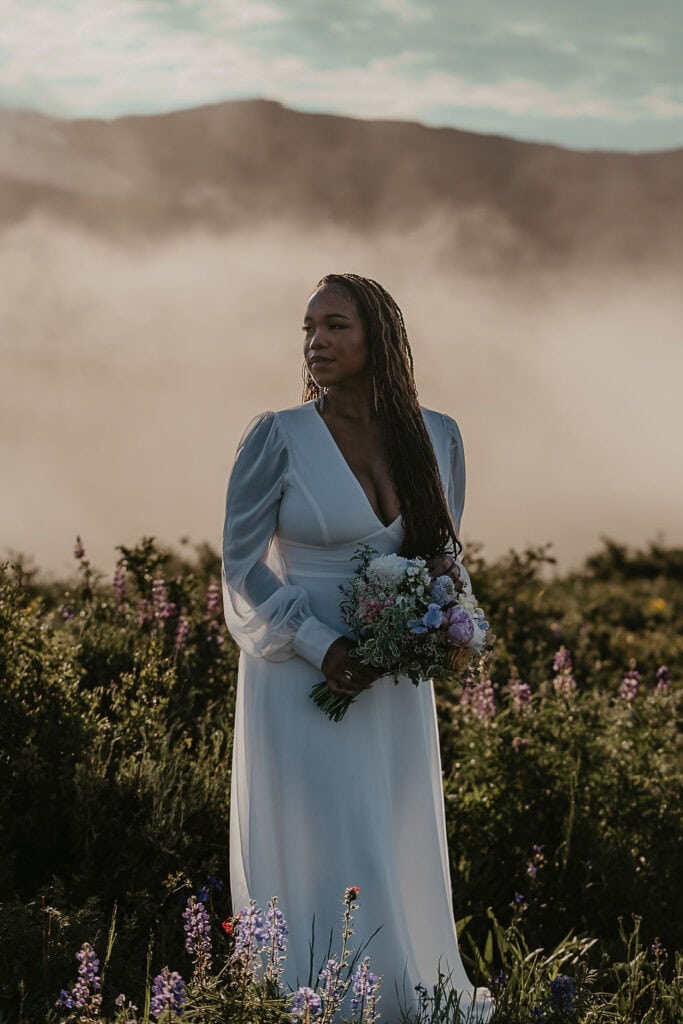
top-left (233, 900), bottom-right (267, 974)
top-left (460, 677), bottom-right (496, 721)
top-left (317, 958), bottom-right (343, 1015)
top-left (136, 598), bottom-right (153, 625)
top-left (113, 566), bottom-right (127, 606)
top-left (655, 665), bottom-right (671, 695)
top-left (487, 969), bottom-right (508, 996)
top-left (152, 575), bottom-right (177, 620)
top-left (512, 735), bottom-right (530, 751)
top-left (56, 942), bottom-right (102, 1016)
top-left (527, 863), bottom-right (537, 878)
top-left (175, 615), bottom-right (191, 650)
top-left (221, 917), bottom-right (237, 936)
top-left (263, 896), bottom-right (288, 984)
top-left (345, 886), bottom-right (360, 903)
top-left (150, 967), bottom-right (186, 1019)
top-left (290, 986), bottom-right (323, 1020)
top-left (182, 895), bottom-right (212, 982)
top-left (619, 661), bottom-right (640, 701)
top-left (508, 673), bottom-right (532, 713)
top-left (62, 606), bottom-right (76, 622)
top-left (552, 645), bottom-right (576, 700)
top-left (549, 974), bottom-right (575, 1012)
top-left (74, 537), bottom-right (86, 562)
top-left (206, 581), bottom-right (220, 614)
top-left (553, 646), bottom-right (572, 673)
top-left (350, 956), bottom-right (381, 1022)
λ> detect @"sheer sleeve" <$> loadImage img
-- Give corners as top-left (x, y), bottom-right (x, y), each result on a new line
top-left (442, 412), bottom-right (473, 598)
top-left (221, 410), bottom-right (345, 669)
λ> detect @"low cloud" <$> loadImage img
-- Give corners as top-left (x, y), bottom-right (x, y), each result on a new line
top-left (1, 213), bottom-right (681, 579)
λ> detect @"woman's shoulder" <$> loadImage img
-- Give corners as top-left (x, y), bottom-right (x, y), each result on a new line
top-left (237, 401), bottom-right (314, 448)
top-left (420, 405), bottom-right (463, 441)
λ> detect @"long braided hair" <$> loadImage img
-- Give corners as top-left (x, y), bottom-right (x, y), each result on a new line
top-left (301, 273), bottom-right (462, 560)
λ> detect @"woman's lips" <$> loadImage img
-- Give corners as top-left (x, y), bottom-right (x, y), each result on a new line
top-left (310, 357), bottom-right (334, 368)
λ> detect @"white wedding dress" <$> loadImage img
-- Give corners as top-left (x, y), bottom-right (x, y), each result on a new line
top-left (221, 399), bottom-right (493, 1023)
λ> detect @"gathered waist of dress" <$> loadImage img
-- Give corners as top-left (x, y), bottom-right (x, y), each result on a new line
top-left (276, 536), bottom-right (361, 579)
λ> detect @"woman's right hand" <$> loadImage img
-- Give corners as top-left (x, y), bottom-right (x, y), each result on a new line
top-left (321, 637), bottom-right (380, 696)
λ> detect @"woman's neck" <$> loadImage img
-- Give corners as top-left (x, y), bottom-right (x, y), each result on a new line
top-left (323, 378), bottom-right (374, 424)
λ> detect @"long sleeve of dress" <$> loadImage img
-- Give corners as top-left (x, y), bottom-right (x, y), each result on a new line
top-left (443, 412), bottom-right (473, 598)
top-left (221, 411), bottom-right (345, 669)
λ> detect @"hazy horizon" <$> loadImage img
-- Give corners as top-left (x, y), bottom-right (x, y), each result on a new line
top-left (2, 209), bottom-right (681, 581)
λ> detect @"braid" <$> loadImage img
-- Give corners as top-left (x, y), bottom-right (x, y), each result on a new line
top-left (301, 273), bottom-right (462, 560)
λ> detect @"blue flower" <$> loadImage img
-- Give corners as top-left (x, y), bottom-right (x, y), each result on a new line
top-left (407, 603), bottom-right (443, 634)
top-left (423, 603), bottom-right (443, 628)
top-left (150, 967), bottom-right (186, 1019)
top-left (550, 974), bottom-right (575, 1012)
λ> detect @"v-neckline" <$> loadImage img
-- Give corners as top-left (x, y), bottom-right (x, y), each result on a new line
top-left (310, 402), bottom-right (402, 531)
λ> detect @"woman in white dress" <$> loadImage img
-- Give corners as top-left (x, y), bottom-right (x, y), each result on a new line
top-left (221, 273), bottom-right (493, 1023)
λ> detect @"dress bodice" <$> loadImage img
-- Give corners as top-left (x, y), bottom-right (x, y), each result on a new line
top-left (221, 399), bottom-right (468, 670)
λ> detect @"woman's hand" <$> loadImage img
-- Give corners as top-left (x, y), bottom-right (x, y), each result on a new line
top-left (426, 553), bottom-right (465, 592)
top-left (321, 637), bottom-right (380, 696)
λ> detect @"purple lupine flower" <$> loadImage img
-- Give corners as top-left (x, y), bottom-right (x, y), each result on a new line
top-left (175, 615), bottom-right (191, 650)
top-left (113, 566), bottom-right (127, 606)
top-left (136, 598), bottom-right (154, 625)
top-left (549, 974), bottom-right (575, 1012)
top-left (196, 885), bottom-right (210, 904)
top-left (290, 986), bottom-right (323, 1020)
top-left (152, 575), bottom-right (177, 620)
top-left (350, 956), bottom-right (381, 1022)
top-left (263, 896), bottom-right (288, 983)
top-left (526, 863), bottom-right (537, 878)
top-left (553, 645), bottom-right (572, 673)
top-left (509, 675), bottom-right (532, 713)
top-left (460, 677), bottom-right (496, 720)
top-left (150, 967), bottom-right (186, 1019)
top-left (56, 942), bottom-right (102, 1015)
top-left (206, 581), bottom-right (220, 614)
top-left (444, 605), bottom-right (475, 646)
top-left (317, 958), bottom-right (343, 1015)
top-left (233, 900), bottom-right (267, 969)
top-left (619, 667), bottom-right (640, 701)
top-left (182, 896), bottom-right (212, 975)
top-left (655, 665), bottom-right (671, 695)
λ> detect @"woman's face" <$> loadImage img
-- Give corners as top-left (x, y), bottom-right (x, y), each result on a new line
top-left (302, 284), bottom-right (370, 389)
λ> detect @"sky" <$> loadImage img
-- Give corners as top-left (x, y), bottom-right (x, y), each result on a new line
top-left (0, 0), bottom-right (681, 151)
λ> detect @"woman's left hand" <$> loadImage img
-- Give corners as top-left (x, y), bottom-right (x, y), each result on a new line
top-left (426, 553), bottom-right (465, 592)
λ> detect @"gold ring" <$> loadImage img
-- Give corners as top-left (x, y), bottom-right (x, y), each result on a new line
top-left (343, 669), bottom-right (353, 680)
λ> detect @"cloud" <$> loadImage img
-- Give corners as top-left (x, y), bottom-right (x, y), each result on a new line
top-left (376, 0), bottom-right (432, 22)
top-left (0, 0), bottom-right (681, 148)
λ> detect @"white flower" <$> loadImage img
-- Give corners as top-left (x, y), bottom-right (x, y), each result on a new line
top-left (368, 554), bottom-right (410, 584)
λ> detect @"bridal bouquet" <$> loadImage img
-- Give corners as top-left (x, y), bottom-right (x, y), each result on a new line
top-left (310, 544), bottom-right (494, 722)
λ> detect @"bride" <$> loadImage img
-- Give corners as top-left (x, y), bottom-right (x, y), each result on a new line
top-left (221, 273), bottom-right (493, 1022)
